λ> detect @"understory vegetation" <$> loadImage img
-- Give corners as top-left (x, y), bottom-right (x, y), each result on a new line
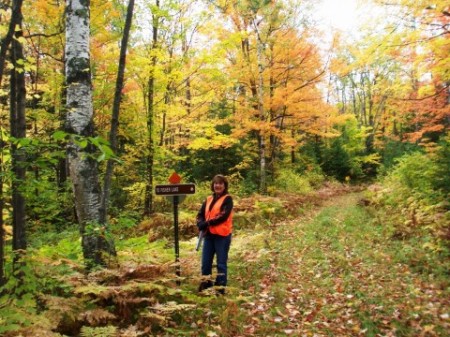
top-left (1, 147), bottom-right (449, 336)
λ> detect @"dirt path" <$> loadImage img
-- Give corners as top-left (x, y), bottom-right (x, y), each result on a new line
top-left (217, 192), bottom-right (450, 337)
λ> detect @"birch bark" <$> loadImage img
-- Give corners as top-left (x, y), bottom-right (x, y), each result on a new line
top-left (65, 0), bottom-right (114, 268)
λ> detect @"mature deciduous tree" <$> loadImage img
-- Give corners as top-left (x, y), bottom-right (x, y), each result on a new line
top-left (209, 0), bottom-right (331, 191)
top-left (101, 0), bottom-right (135, 223)
top-left (21, 0), bottom-right (69, 227)
top-left (143, 0), bottom-right (159, 216)
top-left (65, 0), bottom-right (115, 268)
top-left (9, 0), bottom-right (27, 275)
top-left (0, 0), bottom-right (23, 87)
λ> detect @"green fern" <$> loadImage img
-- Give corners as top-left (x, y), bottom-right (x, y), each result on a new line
top-left (80, 325), bottom-right (117, 337)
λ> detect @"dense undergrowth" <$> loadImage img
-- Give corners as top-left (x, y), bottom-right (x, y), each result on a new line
top-left (367, 149), bottom-right (450, 279)
top-left (1, 168), bottom-right (449, 336)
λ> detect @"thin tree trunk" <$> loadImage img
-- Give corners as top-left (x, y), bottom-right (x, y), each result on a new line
top-left (101, 0), bottom-right (135, 223)
top-left (255, 25), bottom-right (266, 194)
top-left (242, 30), bottom-right (265, 194)
top-left (0, 132), bottom-right (4, 286)
top-left (159, 46), bottom-right (173, 148)
top-left (182, 37), bottom-right (192, 115)
top-left (65, 0), bottom-right (115, 269)
top-left (0, 0), bottom-right (24, 87)
top-left (144, 0), bottom-right (159, 216)
top-left (290, 130), bottom-right (296, 164)
top-left (0, 0), bottom-right (25, 286)
top-left (58, 59), bottom-right (68, 190)
top-left (10, 3), bottom-right (27, 270)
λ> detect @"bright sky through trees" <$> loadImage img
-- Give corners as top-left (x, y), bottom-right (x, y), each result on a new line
top-left (317, 0), bottom-right (364, 32)
top-left (317, 0), bottom-right (380, 36)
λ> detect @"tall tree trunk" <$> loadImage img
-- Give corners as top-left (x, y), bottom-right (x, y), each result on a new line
top-left (182, 36), bottom-right (192, 115)
top-left (65, 0), bottom-right (115, 269)
top-left (0, 131), bottom-right (4, 286)
top-left (101, 0), bottom-right (135, 223)
top-left (57, 56), bottom-right (69, 192)
top-left (144, 0), bottom-right (159, 216)
top-left (57, 59), bottom-right (71, 224)
top-left (0, 0), bottom-right (23, 87)
top-left (10, 2), bottom-right (27, 270)
top-left (0, 0), bottom-right (25, 288)
top-left (290, 130), bottom-right (296, 164)
top-left (159, 47), bottom-right (173, 148)
top-left (255, 24), bottom-right (267, 194)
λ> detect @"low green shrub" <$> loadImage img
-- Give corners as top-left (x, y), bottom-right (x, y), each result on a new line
top-left (369, 148), bottom-right (450, 277)
top-left (271, 169), bottom-right (312, 195)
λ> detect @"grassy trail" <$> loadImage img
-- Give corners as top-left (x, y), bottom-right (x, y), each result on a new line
top-left (188, 192), bottom-right (449, 337)
top-left (5, 190), bottom-right (448, 336)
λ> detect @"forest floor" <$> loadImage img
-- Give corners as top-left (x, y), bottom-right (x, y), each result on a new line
top-left (167, 191), bottom-right (449, 337)
top-left (6, 187), bottom-right (450, 337)
top-left (218, 192), bottom-right (450, 337)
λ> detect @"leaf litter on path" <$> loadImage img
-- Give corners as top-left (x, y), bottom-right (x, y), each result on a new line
top-left (229, 192), bottom-right (450, 336)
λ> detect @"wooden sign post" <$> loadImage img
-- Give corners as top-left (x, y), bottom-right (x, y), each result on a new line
top-left (155, 173), bottom-right (195, 285)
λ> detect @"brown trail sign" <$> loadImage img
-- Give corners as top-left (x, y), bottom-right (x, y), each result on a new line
top-left (155, 173), bottom-right (196, 285)
top-left (154, 184), bottom-right (195, 196)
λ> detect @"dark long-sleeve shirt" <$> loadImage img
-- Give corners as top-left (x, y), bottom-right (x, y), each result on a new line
top-left (197, 194), bottom-right (233, 226)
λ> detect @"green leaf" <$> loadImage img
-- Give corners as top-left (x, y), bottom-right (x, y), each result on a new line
top-left (52, 130), bottom-right (67, 141)
top-left (89, 137), bottom-right (99, 147)
top-left (79, 139), bottom-right (88, 148)
top-left (99, 145), bottom-right (114, 157)
top-left (97, 153), bottom-right (106, 162)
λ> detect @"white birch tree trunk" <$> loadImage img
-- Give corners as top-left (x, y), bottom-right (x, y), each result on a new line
top-left (65, 0), bottom-right (114, 268)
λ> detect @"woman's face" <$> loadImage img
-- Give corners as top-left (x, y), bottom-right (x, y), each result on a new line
top-left (213, 180), bottom-right (225, 195)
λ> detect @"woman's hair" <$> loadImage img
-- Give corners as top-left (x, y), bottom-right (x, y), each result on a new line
top-left (210, 174), bottom-right (229, 194)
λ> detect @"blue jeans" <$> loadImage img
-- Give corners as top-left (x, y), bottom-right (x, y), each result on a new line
top-left (201, 233), bottom-right (232, 287)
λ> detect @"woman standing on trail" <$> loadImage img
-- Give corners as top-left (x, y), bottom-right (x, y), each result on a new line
top-left (196, 174), bottom-right (233, 294)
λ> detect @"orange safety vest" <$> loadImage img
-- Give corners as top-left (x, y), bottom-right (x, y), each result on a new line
top-left (205, 194), bottom-right (233, 236)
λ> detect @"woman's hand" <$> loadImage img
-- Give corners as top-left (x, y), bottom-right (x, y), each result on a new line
top-left (197, 221), bottom-right (208, 231)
